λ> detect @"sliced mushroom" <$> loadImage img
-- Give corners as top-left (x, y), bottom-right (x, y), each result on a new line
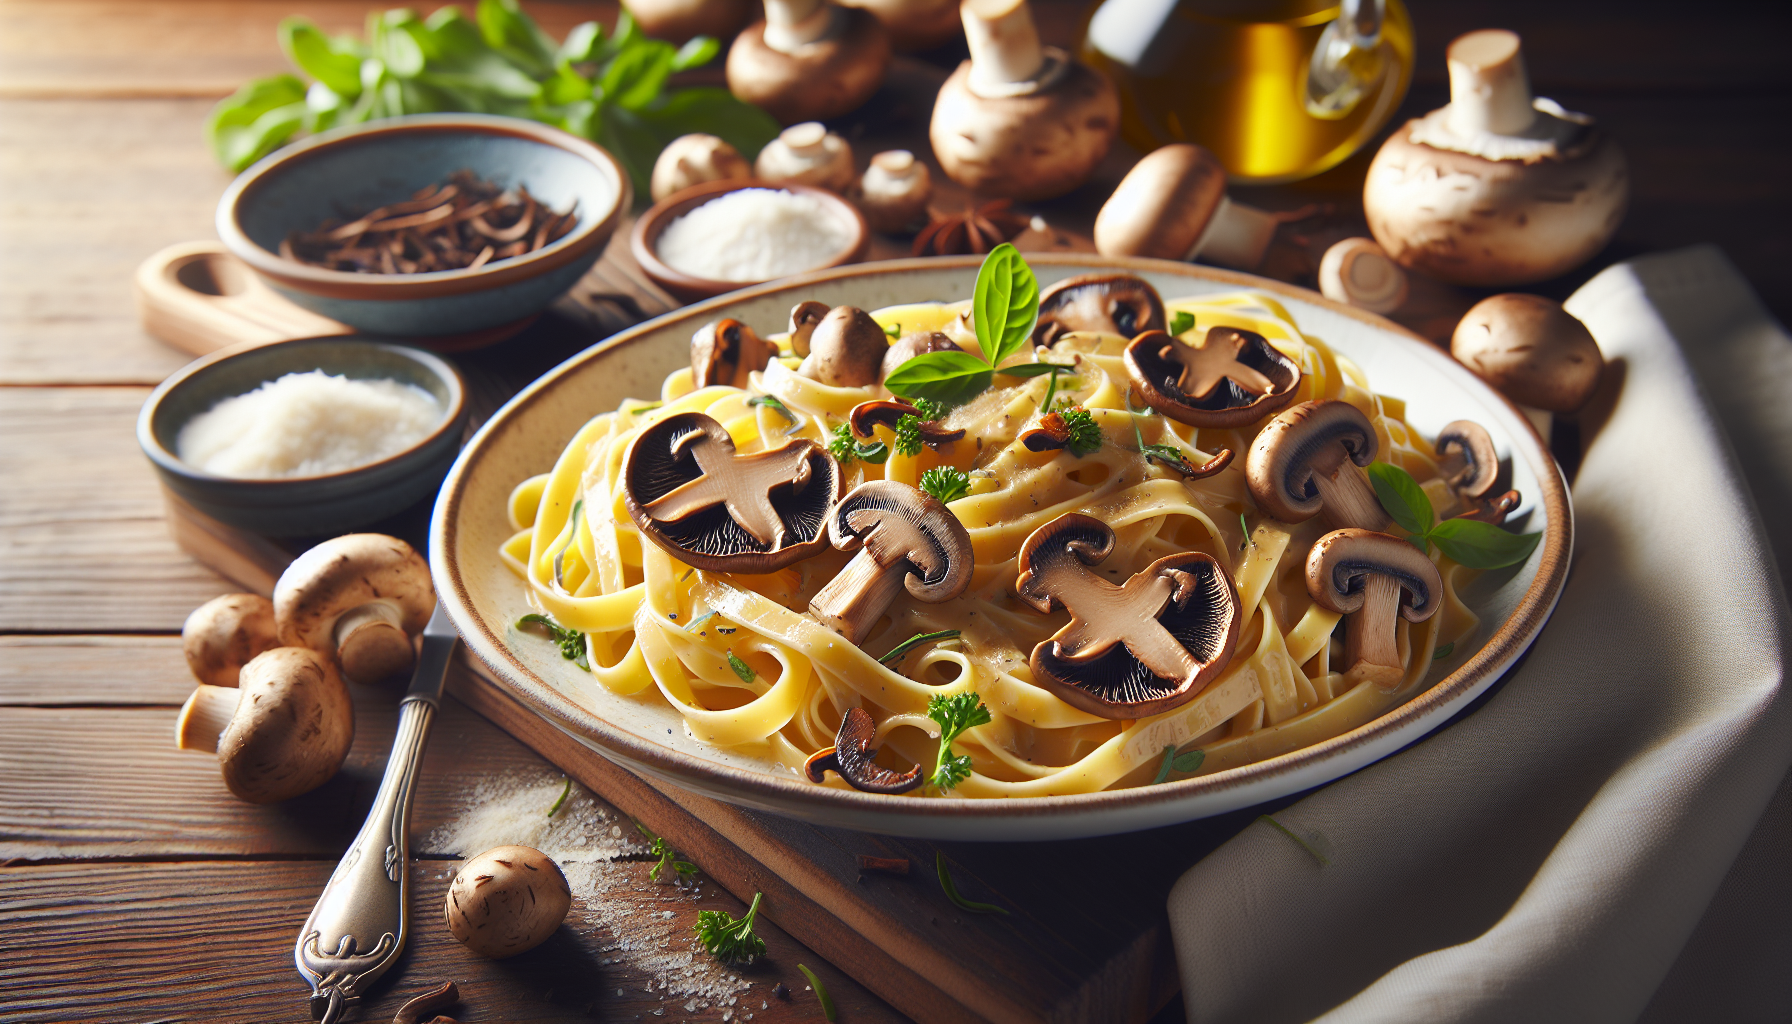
top-left (1034, 273), bottom-right (1165, 345)
top-left (1125, 326), bottom-right (1302, 427)
top-left (1318, 237), bottom-right (1409, 315)
top-left (183, 593), bottom-right (280, 687)
top-left (808, 480), bottom-right (973, 645)
top-left (1015, 513), bottom-right (1240, 719)
top-left (849, 399), bottom-right (965, 447)
top-left (692, 318), bottom-right (773, 390)
top-left (1305, 528), bottom-right (1444, 691)
top-left (1246, 400), bottom-right (1392, 531)
top-left (175, 646), bottom-right (354, 803)
top-left (1433, 419), bottom-right (1498, 506)
top-left (798, 305), bottom-right (888, 386)
top-left (1018, 410), bottom-right (1073, 453)
top-left (754, 122), bottom-right (856, 194)
top-left (856, 150), bottom-right (933, 234)
top-left (787, 300), bottom-right (830, 358)
top-left (803, 706), bottom-right (923, 793)
top-left (881, 331), bottom-right (959, 379)
top-left (651, 133), bottom-right (753, 202)
top-left (726, 0), bottom-right (890, 125)
top-left (622, 412), bottom-right (842, 574)
top-left (274, 534), bottom-right (435, 685)
top-left (1093, 144), bottom-right (1284, 271)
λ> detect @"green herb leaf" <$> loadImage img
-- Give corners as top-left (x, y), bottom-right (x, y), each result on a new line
top-left (828, 424), bottom-right (858, 465)
top-left (551, 498), bottom-right (583, 589)
top-left (695, 892), bottom-right (766, 963)
top-left (883, 350), bottom-right (994, 406)
top-left (636, 822), bottom-right (697, 882)
top-left (878, 629), bottom-right (962, 666)
top-left (911, 398), bottom-right (950, 421)
top-left (747, 394), bottom-right (796, 424)
top-left (207, 75), bottom-right (309, 171)
top-left (1169, 310), bottom-right (1196, 335)
top-left (518, 613), bottom-right (590, 670)
top-left (1367, 461), bottom-right (1435, 537)
top-left (797, 964), bottom-right (837, 1021)
top-left (1432, 641), bottom-right (1455, 661)
top-left (1428, 517), bottom-right (1542, 569)
top-left (547, 776), bottom-right (572, 817)
top-left (1239, 512), bottom-right (1252, 551)
top-left (670, 34), bottom-right (720, 70)
top-left (936, 851), bottom-right (1010, 915)
top-left (279, 19), bottom-right (364, 96)
top-left (854, 440), bottom-right (891, 464)
top-left (994, 361), bottom-right (1076, 378)
top-left (893, 414), bottom-right (924, 457)
top-left (927, 692), bottom-right (992, 790)
top-left (1058, 406), bottom-right (1103, 457)
top-left (971, 243), bottom-right (1039, 367)
top-left (919, 467), bottom-right (971, 504)
top-left (727, 651), bottom-right (755, 684)
top-left (1151, 746), bottom-right (1207, 784)
top-left (555, 20), bottom-right (603, 63)
top-left (1257, 814), bottom-right (1330, 867)
top-left (882, 321), bottom-right (902, 339)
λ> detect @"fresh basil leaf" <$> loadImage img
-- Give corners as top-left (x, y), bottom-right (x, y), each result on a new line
top-left (1169, 310), bottom-right (1195, 336)
top-left (1428, 518), bottom-right (1542, 570)
top-left (279, 19), bottom-right (363, 95)
top-left (207, 75), bottom-right (309, 171)
top-left (544, 62), bottom-right (593, 105)
top-left (557, 21), bottom-right (604, 64)
top-left (1366, 461), bottom-right (1434, 537)
top-left (476, 0), bottom-right (556, 76)
top-left (424, 6), bottom-right (487, 57)
top-left (374, 16), bottom-right (427, 78)
top-left (971, 243), bottom-right (1039, 367)
top-left (883, 350), bottom-right (994, 405)
top-left (632, 87), bottom-right (779, 161)
top-left (601, 40), bottom-right (675, 111)
top-left (672, 35), bottom-right (720, 70)
top-left (994, 362), bottom-right (1075, 378)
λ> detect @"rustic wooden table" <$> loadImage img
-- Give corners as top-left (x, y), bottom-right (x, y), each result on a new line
top-left (2, 1), bottom-right (1787, 1022)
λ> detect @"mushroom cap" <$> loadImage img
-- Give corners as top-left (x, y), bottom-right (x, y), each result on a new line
top-left (443, 845), bottom-right (573, 960)
top-left (726, 7), bottom-right (891, 125)
top-left (274, 533), bottom-right (434, 664)
top-left (1092, 143), bottom-right (1227, 260)
top-left (625, 0), bottom-right (755, 43)
top-left (650, 133), bottom-right (753, 202)
top-left (848, 399), bottom-right (965, 446)
top-left (1246, 400), bottom-right (1380, 523)
top-left (754, 122), bottom-right (857, 193)
top-left (857, 149), bottom-right (934, 233)
top-left (827, 480), bottom-right (973, 603)
top-left (881, 330), bottom-right (960, 380)
top-left (836, 0), bottom-right (961, 51)
top-left (218, 646), bottom-right (354, 804)
top-left (183, 593), bottom-right (280, 687)
top-left (802, 706), bottom-right (924, 793)
top-left (1364, 122), bottom-right (1628, 287)
top-left (1317, 237), bottom-right (1410, 315)
top-left (622, 412), bottom-right (842, 573)
top-left (1305, 528), bottom-right (1444, 622)
top-left (1016, 513), bottom-right (1240, 719)
top-left (929, 56), bottom-right (1118, 202)
top-left (788, 299), bottom-right (830, 358)
top-left (1125, 326), bottom-right (1302, 428)
top-left (691, 318), bottom-right (772, 390)
top-left (798, 305), bottom-right (888, 387)
top-left (1034, 273), bottom-right (1166, 345)
top-left (1452, 293), bottom-right (1603, 413)
top-left (1433, 419), bottom-right (1500, 499)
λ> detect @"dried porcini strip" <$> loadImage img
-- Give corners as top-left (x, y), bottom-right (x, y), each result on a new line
top-left (1125, 326), bottom-right (1302, 427)
top-left (804, 707), bottom-right (923, 794)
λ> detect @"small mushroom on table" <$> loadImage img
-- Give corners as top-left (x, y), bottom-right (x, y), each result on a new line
top-left (726, 0), bottom-right (890, 125)
top-left (1093, 144), bottom-right (1288, 272)
top-left (175, 646), bottom-right (354, 803)
top-left (1451, 293), bottom-right (1603, 442)
top-left (625, 0), bottom-right (754, 44)
top-left (798, 305), bottom-right (889, 387)
top-left (1433, 419), bottom-right (1520, 525)
top-left (836, 0), bottom-right (959, 51)
top-left (183, 592), bottom-right (280, 687)
top-left (651, 133), bottom-right (753, 202)
top-left (1305, 528), bottom-right (1444, 691)
top-left (622, 412), bottom-right (843, 573)
top-left (1124, 325), bottom-right (1302, 428)
top-left (1246, 400), bottom-right (1392, 531)
top-left (691, 317), bottom-right (773, 389)
top-left (754, 122), bottom-right (856, 194)
top-left (804, 706), bottom-right (924, 793)
top-left (808, 480), bottom-right (974, 646)
top-left (444, 845), bottom-right (572, 959)
top-left (849, 399), bottom-right (965, 448)
top-left (1033, 273), bottom-right (1166, 345)
top-left (1016, 513), bottom-right (1240, 719)
top-left (274, 533), bottom-right (435, 685)
top-left (856, 149), bottom-right (933, 234)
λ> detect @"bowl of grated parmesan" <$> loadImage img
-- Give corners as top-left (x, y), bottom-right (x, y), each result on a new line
top-left (139, 336), bottom-right (467, 536)
top-left (630, 179), bottom-right (868, 302)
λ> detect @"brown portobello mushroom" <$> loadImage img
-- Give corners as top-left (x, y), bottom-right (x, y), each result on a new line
top-left (1034, 273), bottom-right (1165, 345)
top-left (1093, 144), bottom-right (1285, 271)
top-left (183, 592), bottom-right (280, 687)
top-left (849, 399), bottom-right (965, 447)
top-left (755, 122), bottom-right (856, 193)
top-left (881, 330), bottom-right (960, 379)
top-left (1433, 419), bottom-right (1521, 524)
top-left (1246, 400), bottom-right (1392, 531)
top-left (856, 150), bottom-right (933, 233)
top-left (803, 706), bottom-right (924, 793)
top-left (625, 0), bottom-right (754, 44)
top-left (1125, 326), bottom-right (1302, 427)
top-left (622, 412), bottom-right (841, 573)
top-left (1016, 513), bottom-right (1240, 720)
top-left (1306, 528), bottom-right (1444, 691)
top-left (443, 845), bottom-right (572, 959)
top-left (808, 480), bottom-right (974, 646)
top-left (175, 646), bottom-right (354, 803)
top-left (1452, 293), bottom-right (1603, 443)
top-left (726, 0), bottom-right (890, 125)
top-left (798, 305), bottom-right (889, 386)
top-left (691, 318), bottom-right (773, 390)
top-left (274, 534), bottom-right (435, 685)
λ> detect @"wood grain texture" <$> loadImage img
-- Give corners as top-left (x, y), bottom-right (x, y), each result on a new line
top-left (0, 634), bottom-right (189, 705)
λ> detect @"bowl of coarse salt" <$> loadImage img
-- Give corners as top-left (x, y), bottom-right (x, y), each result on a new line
top-left (630, 179), bottom-right (868, 303)
top-left (139, 337), bottom-right (467, 536)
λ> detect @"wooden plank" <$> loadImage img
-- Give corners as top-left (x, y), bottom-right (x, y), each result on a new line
top-left (0, 858), bottom-right (892, 1024)
top-left (0, 635), bottom-right (188, 705)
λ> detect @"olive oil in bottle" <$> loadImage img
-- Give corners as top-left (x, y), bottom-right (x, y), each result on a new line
top-left (1080, 0), bottom-right (1414, 184)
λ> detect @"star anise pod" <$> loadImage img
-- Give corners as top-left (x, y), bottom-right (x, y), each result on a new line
top-left (912, 199), bottom-right (1030, 257)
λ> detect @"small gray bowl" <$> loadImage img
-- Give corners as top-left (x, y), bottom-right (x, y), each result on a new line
top-left (217, 114), bottom-right (630, 338)
top-left (139, 337), bottom-right (468, 537)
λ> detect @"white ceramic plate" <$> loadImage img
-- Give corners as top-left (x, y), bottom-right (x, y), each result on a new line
top-left (432, 255), bottom-right (1571, 841)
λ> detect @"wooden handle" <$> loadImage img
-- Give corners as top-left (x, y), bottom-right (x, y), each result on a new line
top-left (134, 241), bottom-right (353, 358)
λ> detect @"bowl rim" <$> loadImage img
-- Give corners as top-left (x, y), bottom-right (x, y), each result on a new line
top-left (139, 335), bottom-right (469, 488)
top-left (629, 179), bottom-right (870, 302)
top-left (432, 253), bottom-right (1572, 825)
top-left (216, 114), bottom-right (631, 302)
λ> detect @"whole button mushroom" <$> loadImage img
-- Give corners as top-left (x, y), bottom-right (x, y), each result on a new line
top-left (1306, 528), bottom-right (1444, 691)
top-left (274, 534), bottom-right (436, 685)
top-left (651, 133), bottom-right (753, 202)
top-left (183, 593), bottom-right (280, 687)
top-left (444, 845), bottom-right (572, 959)
top-left (881, 330), bottom-right (961, 380)
top-left (804, 706), bottom-right (924, 793)
top-left (799, 305), bottom-right (889, 387)
top-left (726, 0), bottom-right (890, 125)
top-left (1033, 273), bottom-right (1166, 346)
top-left (1094, 144), bottom-right (1285, 272)
top-left (754, 122), bottom-right (856, 194)
top-left (625, 0), bottom-right (754, 43)
top-left (856, 150), bottom-right (933, 234)
top-left (808, 480), bottom-right (974, 646)
top-left (691, 318), bottom-right (773, 389)
top-left (1363, 29), bottom-right (1628, 286)
top-left (175, 646), bottom-right (354, 803)
top-left (836, 0), bottom-right (960, 51)
top-left (1451, 293), bottom-right (1603, 440)
top-left (1124, 326), bottom-right (1303, 428)
top-left (1246, 400), bottom-right (1393, 532)
top-left (929, 0), bottom-right (1118, 202)
top-left (1318, 238), bottom-right (1410, 316)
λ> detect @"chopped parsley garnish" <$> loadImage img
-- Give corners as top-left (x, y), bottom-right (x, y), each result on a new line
top-left (636, 823), bottom-right (697, 882)
top-left (936, 852), bottom-right (1010, 915)
top-left (828, 423), bottom-right (858, 464)
top-left (926, 691), bottom-right (991, 790)
top-left (727, 651), bottom-right (755, 683)
top-left (1056, 404), bottom-right (1103, 457)
top-left (878, 629), bottom-right (961, 666)
top-left (694, 891), bottom-right (766, 964)
top-left (919, 466), bottom-right (970, 504)
top-left (893, 413), bottom-right (925, 457)
top-left (882, 321), bottom-right (901, 338)
top-left (1169, 310), bottom-right (1196, 335)
top-left (1151, 746), bottom-right (1205, 784)
top-left (912, 397), bottom-right (951, 421)
top-left (518, 614), bottom-right (589, 670)
top-left (855, 440), bottom-right (891, 464)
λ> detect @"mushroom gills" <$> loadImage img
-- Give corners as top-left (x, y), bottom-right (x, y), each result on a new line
top-left (803, 706), bottom-right (923, 793)
top-left (635, 422), bottom-right (826, 553)
top-left (1034, 273), bottom-right (1166, 345)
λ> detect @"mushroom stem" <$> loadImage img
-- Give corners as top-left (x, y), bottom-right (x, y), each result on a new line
top-left (1446, 29), bottom-right (1534, 137)
top-left (1343, 574), bottom-right (1406, 691)
top-left (963, 0), bottom-right (1046, 93)
top-left (764, 0), bottom-right (834, 51)
top-left (809, 546), bottom-right (909, 645)
top-left (1188, 197), bottom-right (1279, 272)
top-left (175, 683), bottom-right (243, 754)
top-left (334, 603), bottom-right (415, 684)
top-left (1311, 460), bottom-right (1393, 532)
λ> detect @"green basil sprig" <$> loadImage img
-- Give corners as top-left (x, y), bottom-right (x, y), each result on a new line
top-left (1365, 462), bottom-right (1541, 569)
top-left (885, 244), bottom-right (1051, 406)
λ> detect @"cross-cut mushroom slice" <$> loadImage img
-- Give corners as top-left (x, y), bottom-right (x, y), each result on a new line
top-left (1125, 326), bottom-right (1302, 428)
top-left (1433, 419), bottom-right (1521, 525)
top-left (849, 399), bottom-right (965, 447)
top-left (881, 330), bottom-right (959, 379)
top-left (787, 300), bottom-right (830, 358)
top-left (798, 305), bottom-right (888, 387)
top-left (803, 706), bottom-right (924, 793)
top-left (1306, 528), bottom-right (1444, 691)
top-left (622, 412), bottom-right (842, 573)
top-left (808, 480), bottom-right (973, 645)
top-left (1015, 513), bottom-right (1240, 719)
top-left (692, 318), bottom-right (773, 390)
top-left (1034, 273), bottom-right (1166, 345)
top-left (1246, 400), bottom-right (1392, 531)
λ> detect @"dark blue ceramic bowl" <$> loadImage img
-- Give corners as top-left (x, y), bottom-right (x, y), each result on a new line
top-left (217, 114), bottom-right (630, 337)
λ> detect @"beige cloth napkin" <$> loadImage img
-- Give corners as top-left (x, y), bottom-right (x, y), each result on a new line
top-left (1167, 246), bottom-right (1792, 1024)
